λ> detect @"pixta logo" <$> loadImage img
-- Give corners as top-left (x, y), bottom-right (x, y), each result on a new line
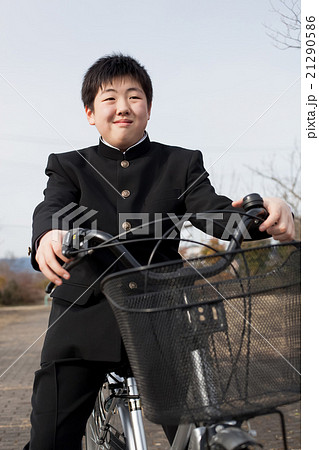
top-left (118, 212), bottom-right (252, 240)
top-left (52, 203), bottom-right (98, 248)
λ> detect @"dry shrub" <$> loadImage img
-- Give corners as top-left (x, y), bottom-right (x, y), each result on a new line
top-left (0, 261), bottom-right (46, 306)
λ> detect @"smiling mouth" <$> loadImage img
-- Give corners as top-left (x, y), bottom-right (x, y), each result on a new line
top-left (114, 120), bottom-right (133, 124)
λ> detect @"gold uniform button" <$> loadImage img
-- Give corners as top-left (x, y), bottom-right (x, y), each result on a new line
top-left (121, 160), bottom-right (130, 168)
top-left (129, 282), bottom-right (137, 289)
top-left (121, 189), bottom-right (131, 198)
top-left (122, 221), bottom-right (132, 231)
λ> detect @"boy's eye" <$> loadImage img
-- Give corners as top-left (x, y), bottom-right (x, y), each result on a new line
top-left (129, 96), bottom-right (141, 100)
top-left (103, 97), bottom-right (115, 102)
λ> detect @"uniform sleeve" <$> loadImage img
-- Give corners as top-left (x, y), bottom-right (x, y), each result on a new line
top-left (30, 153), bottom-right (80, 270)
top-left (184, 150), bottom-right (268, 241)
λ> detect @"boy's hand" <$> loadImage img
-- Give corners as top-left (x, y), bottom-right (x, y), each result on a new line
top-left (232, 197), bottom-right (295, 242)
top-left (36, 230), bottom-right (72, 285)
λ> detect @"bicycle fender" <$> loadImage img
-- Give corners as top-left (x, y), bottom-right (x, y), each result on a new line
top-left (208, 427), bottom-right (263, 449)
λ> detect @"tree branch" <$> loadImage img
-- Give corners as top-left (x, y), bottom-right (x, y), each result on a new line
top-left (265, 0), bottom-right (301, 50)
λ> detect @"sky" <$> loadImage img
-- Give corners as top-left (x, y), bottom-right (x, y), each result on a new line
top-left (0, 0), bottom-right (301, 258)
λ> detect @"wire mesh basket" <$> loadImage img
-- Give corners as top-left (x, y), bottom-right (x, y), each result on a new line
top-left (101, 242), bottom-right (301, 425)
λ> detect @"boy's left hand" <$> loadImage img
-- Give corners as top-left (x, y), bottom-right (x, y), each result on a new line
top-left (232, 197), bottom-right (295, 242)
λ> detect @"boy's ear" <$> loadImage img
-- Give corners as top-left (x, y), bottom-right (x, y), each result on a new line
top-left (85, 106), bottom-right (95, 125)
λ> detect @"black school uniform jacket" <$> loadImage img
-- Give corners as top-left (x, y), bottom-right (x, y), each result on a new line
top-left (31, 135), bottom-right (264, 361)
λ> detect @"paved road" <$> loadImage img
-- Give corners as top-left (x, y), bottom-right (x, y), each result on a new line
top-left (0, 305), bottom-right (300, 449)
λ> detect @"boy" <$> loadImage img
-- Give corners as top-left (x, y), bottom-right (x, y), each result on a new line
top-left (25, 54), bottom-right (294, 449)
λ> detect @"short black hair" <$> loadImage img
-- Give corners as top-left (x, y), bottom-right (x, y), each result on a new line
top-left (81, 53), bottom-right (153, 111)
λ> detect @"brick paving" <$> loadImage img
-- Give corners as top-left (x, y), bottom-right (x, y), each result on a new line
top-left (0, 305), bottom-right (300, 449)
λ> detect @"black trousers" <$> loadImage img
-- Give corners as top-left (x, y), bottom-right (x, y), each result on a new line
top-left (23, 358), bottom-right (177, 449)
top-left (24, 295), bottom-right (178, 449)
top-left (23, 359), bottom-right (118, 450)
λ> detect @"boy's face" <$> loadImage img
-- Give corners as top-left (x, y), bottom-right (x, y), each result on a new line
top-left (85, 76), bottom-right (151, 151)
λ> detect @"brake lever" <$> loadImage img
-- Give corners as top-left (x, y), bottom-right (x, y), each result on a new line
top-left (45, 228), bottom-right (91, 294)
top-left (62, 228), bottom-right (90, 258)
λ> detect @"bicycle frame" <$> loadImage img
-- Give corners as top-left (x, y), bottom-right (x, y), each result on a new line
top-left (126, 377), bottom-right (147, 449)
top-left (99, 374), bottom-right (148, 450)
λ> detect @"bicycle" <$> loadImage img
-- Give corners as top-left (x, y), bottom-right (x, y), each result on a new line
top-left (57, 194), bottom-right (300, 450)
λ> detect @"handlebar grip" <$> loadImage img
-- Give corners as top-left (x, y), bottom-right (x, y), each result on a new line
top-left (242, 193), bottom-right (268, 220)
top-left (226, 193), bottom-right (268, 255)
top-left (242, 193), bottom-right (264, 211)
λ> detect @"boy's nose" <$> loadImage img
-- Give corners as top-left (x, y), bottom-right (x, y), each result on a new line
top-left (116, 99), bottom-right (130, 115)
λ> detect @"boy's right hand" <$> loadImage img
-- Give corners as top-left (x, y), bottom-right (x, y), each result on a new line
top-left (36, 230), bottom-right (72, 285)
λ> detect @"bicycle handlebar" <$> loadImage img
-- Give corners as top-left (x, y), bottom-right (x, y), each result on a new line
top-left (45, 193), bottom-right (268, 293)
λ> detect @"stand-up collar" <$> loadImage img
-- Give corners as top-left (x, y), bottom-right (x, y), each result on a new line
top-left (97, 134), bottom-right (151, 160)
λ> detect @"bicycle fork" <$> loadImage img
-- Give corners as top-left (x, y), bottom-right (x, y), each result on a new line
top-left (125, 377), bottom-right (148, 450)
top-left (103, 375), bottom-right (147, 450)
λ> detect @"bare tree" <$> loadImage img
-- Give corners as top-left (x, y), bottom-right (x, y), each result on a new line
top-left (265, 0), bottom-right (301, 50)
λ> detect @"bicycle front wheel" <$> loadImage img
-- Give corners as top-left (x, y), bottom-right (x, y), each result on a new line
top-left (84, 383), bottom-right (127, 450)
